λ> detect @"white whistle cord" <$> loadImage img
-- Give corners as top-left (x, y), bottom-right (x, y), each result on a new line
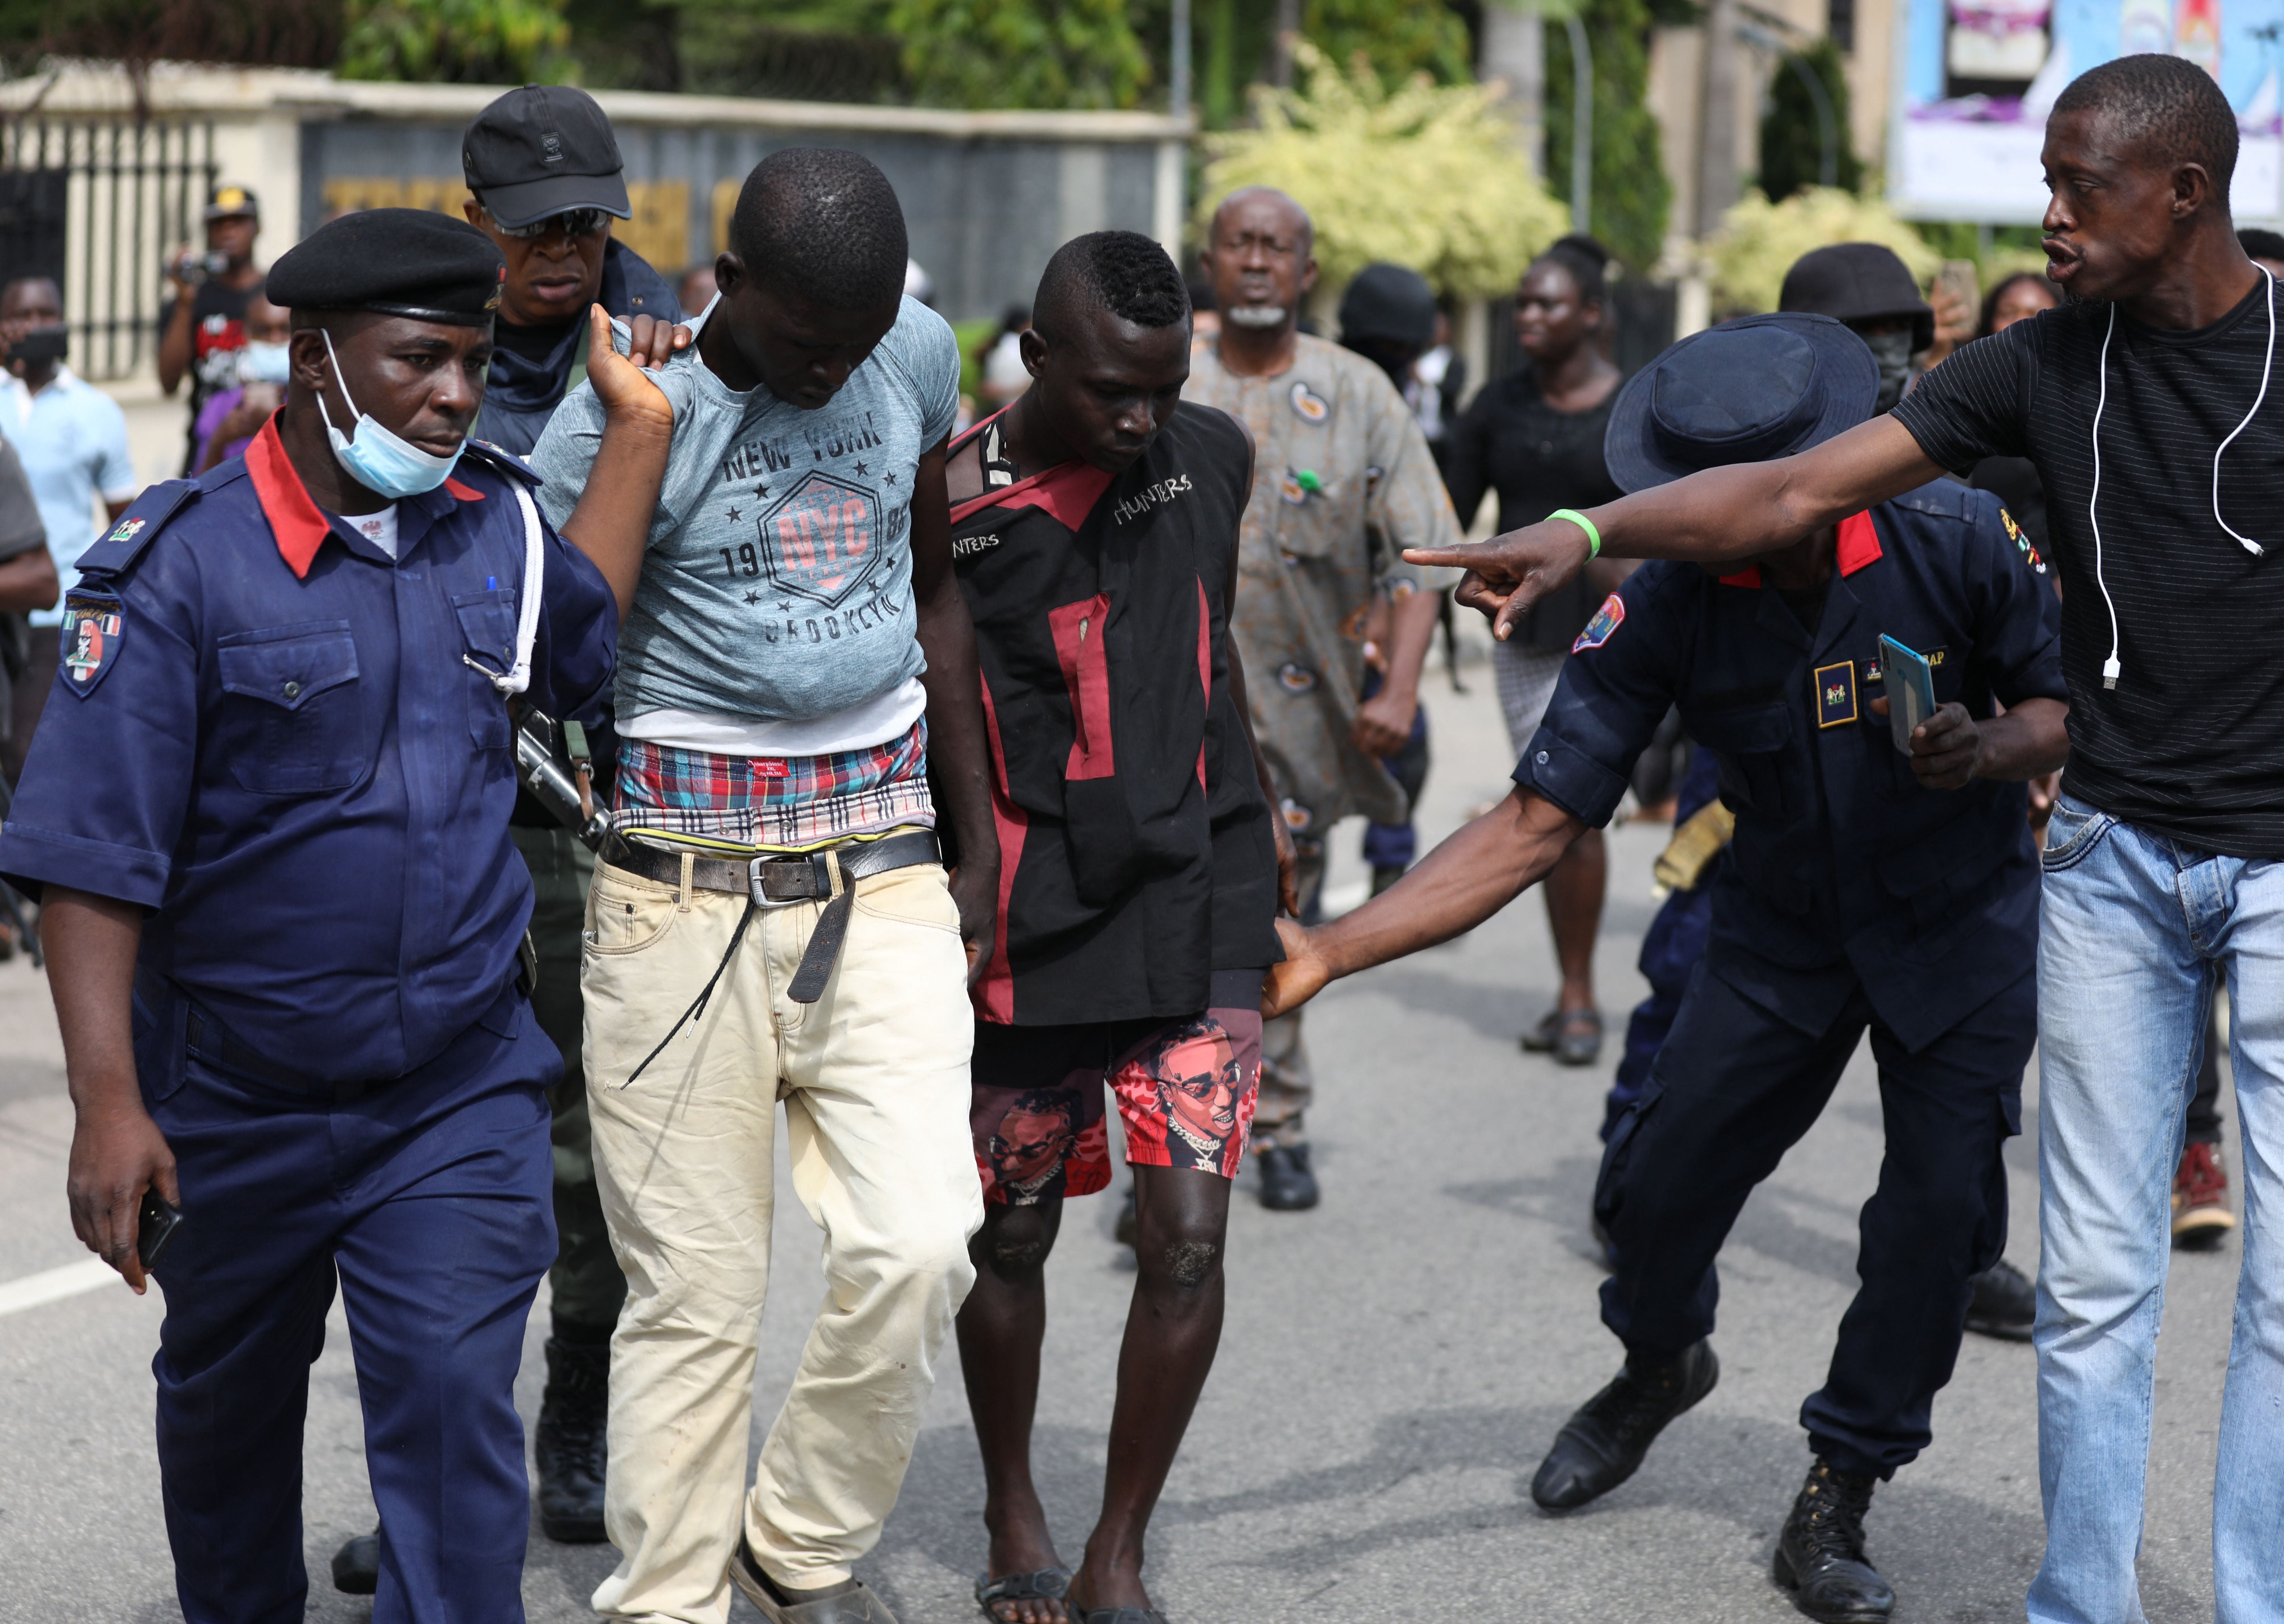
top-left (2089, 268), bottom-right (2276, 690)
top-left (472, 480), bottom-right (545, 696)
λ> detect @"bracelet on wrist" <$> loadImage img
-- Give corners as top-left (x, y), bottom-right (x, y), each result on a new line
top-left (1546, 507), bottom-right (1601, 558)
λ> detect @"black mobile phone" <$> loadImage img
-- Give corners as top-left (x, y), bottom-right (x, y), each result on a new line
top-left (7, 324), bottom-right (66, 365)
top-left (137, 1188), bottom-right (183, 1272)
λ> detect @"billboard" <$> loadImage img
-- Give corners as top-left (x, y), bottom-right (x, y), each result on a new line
top-left (1889, 0), bottom-right (2284, 221)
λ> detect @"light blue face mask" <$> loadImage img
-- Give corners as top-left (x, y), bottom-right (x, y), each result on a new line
top-left (239, 340), bottom-right (291, 386)
top-left (316, 328), bottom-right (466, 500)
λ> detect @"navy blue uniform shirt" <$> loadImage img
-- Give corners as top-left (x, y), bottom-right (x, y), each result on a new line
top-left (0, 417), bottom-right (616, 1082)
top-left (1515, 480), bottom-right (2065, 1052)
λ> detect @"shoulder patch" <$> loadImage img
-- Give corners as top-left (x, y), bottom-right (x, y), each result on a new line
top-left (1572, 592), bottom-right (1625, 652)
top-left (460, 439), bottom-right (543, 486)
top-left (1999, 506), bottom-right (2047, 574)
top-left (71, 480), bottom-right (198, 582)
top-left (58, 590), bottom-right (126, 697)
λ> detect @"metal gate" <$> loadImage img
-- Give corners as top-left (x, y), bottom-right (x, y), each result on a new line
top-left (0, 119), bottom-right (216, 382)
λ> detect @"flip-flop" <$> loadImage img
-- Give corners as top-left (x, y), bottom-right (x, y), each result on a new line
top-left (1554, 1008), bottom-right (1604, 1068)
top-left (976, 1567), bottom-right (1073, 1623)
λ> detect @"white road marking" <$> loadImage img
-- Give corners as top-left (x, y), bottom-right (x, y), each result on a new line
top-left (0, 1258), bottom-right (121, 1318)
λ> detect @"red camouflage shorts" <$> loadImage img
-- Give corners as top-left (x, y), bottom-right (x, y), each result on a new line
top-left (970, 969), bottom-right (1266, 1206)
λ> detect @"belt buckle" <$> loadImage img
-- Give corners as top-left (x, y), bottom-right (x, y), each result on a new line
top-left (748, 850), bottom-right (835, 907)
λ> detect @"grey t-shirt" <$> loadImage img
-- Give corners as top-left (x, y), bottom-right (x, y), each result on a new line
top-left (531, 296), bottom-right (961, 728)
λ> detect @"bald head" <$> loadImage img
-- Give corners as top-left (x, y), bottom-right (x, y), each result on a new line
top-left (1201, 187), bottom-right (1318, 340)
top-left (1211, 186), bottom-right (1312, 255)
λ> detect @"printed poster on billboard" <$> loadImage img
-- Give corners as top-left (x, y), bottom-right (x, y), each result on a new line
top-left (1889, 0), bottom-right (2284, 221)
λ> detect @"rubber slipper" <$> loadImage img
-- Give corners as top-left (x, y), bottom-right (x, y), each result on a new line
top-left (977, 1567), bottom-right (1073, 1623)
top-left (1554, 1008), bottom-right (1604, 1068)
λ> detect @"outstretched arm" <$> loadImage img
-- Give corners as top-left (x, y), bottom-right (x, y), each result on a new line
top-left (1411, 415), bottom-right (1944, 640)
top-left (1265, 788), bottom-right (1586, 1016)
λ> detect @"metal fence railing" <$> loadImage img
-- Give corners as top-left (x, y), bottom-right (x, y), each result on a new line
top-left (0, 119), bottom-right (218, 382)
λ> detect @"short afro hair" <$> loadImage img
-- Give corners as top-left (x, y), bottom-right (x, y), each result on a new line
top-left (2051, 53), bottom-right (2239, 194)
top-left (1033, 230), bottom-right (1191, 343)
top-left (730, 147), bottom-right (909, 310)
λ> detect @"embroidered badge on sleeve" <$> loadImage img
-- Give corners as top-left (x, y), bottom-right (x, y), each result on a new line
top-left (60, 592), bottom-right (125, 697)
top-left (1572, 592), bottom-right (1625, 652)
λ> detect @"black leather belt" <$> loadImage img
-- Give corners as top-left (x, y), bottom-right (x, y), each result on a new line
top-left (600, 828), bottom-right (941, 1005)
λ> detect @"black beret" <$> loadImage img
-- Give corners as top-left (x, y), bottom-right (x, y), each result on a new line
top-left (268, 208), bottom-right (505, 327)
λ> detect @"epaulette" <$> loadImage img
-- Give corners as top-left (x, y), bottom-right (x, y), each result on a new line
top-left (460, 438), bottom-right (543, 487)
top-left (71, 480), bottom-right (199, 582)
top-left (1889, 477), bottom-right (1975, 523)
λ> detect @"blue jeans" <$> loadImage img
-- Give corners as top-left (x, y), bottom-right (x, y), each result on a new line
top-left (2031, 798), bottom-right (2284, 1624)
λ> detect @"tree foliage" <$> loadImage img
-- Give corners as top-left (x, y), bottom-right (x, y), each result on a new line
top-left (886, 0), bottom-right (1153, 109)
top-left (1304, 0), bottom-right (1475, 88)
top-left (338, 0), bottom-right (571, 83)
top-left (1707, 186), bottom-right (1940, 315)
top-left (1542, 0), bottom-right (1671, 272)
top-left (1199, 42), bottom-right (1569, 298)
top-left (0, 0), bottom-right (343, 75)
top-left (1757, 37), bottom-right (1862, 204)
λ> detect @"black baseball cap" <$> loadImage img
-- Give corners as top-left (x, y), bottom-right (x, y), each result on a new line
top-left (462, 85), bottom-right (631, 231)
top-left (1779, 243), bottom-right (1935, 353)
top-left (204, 183), bottom-right (258, 221)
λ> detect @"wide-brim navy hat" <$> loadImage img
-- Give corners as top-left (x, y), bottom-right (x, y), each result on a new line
top-left (1603, 312), bottom-right (1878, 494)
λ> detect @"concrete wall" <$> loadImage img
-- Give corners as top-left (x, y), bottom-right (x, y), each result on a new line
top-left (0, 62), bottom-right (1191, 382)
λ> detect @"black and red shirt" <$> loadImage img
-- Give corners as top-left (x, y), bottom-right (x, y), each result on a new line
top-left (952, 402), bottom-right (1280, 1026)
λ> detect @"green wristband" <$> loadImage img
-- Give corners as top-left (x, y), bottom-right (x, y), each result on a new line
top-left (1547, 508), bottom-right (1601, 558)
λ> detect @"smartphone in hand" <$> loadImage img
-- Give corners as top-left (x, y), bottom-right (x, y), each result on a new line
top-left (1880, 634), bottom-right (1938, 756)
top-left (137, 1188), bottom-right (183, 1273)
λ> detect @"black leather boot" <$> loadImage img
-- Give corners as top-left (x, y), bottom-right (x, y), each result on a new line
top-left (1964, 1258), bottom-right (2036, 1342)
top-left (535, 1333), bottom-right (610, 1544)
top-left (1257, 1143), bottom-right (1320, 1210)
top-left (1773, 1457), bottom-right (1895, 1622)
top-left (1530, 1339), bottom-right (1719, 1510)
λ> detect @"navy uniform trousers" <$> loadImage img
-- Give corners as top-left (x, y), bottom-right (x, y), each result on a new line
top-left (137, 977), bottom-right (558, 1624)
top-left (1594, 960), bottom-right (2033, 1478)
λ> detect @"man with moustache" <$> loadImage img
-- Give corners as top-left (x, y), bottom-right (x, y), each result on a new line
top-left (1181, 185), bottom-right (1459, 1211)
top-left (1397, 54), bottom-right (2284, 1624)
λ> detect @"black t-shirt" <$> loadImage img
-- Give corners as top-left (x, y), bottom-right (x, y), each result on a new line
top-left (160, 278), bottom-right (256, 474)
top-left (1893, 278), bottom-right (2284, 856)
top-left (1441, 366), bottom-right (1624, 650)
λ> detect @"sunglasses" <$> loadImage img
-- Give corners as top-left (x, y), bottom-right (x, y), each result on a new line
top-left (488, 207), bottom-right (612, 240)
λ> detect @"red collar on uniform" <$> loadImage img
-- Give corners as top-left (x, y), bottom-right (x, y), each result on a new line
top-left (1716, 510), bottom-right (1882, 589)
top-left (245, 415), bottom-right (484, 580)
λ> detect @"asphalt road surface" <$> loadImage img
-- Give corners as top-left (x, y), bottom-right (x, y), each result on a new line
top-left (0, 663), bottom-right (2247, 1624)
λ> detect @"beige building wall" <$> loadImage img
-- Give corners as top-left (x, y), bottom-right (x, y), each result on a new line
top-left (1649, 0), bottom-right (1901, 257)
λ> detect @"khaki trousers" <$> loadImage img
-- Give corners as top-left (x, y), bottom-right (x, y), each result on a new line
top-left (582, 853), bottom-right (982, 1623)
